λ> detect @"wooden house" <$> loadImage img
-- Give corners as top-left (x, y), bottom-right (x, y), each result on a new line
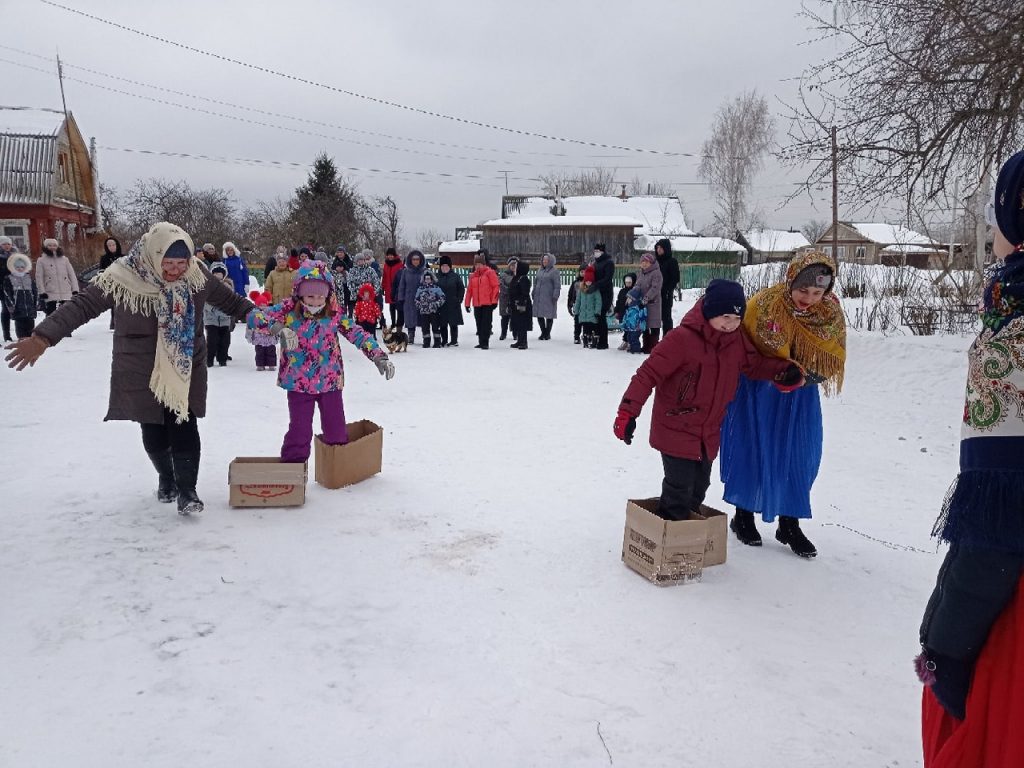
top-left (815, 222), bottom-right (947, 268)
top-left (0, 106), bottom-right (100, 264)
top-left (479, 194), bottom-right (693, 266)
top-left (737, 228), bottom-right (810, 264)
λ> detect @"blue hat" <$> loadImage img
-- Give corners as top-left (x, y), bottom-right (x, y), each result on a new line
top-left (701, 279), bottom-right (746, 320)
top-left (995, 150), bottom-right (1024, 248)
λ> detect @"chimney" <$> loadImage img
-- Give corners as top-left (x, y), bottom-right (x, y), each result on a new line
top-left (89, 137), bottom-right (102, 232)
top-left (619, 184), bottom-right (628, 200)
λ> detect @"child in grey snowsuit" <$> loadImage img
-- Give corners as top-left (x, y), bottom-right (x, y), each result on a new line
top-left (204, 263), bottom-right (234, 366)
top-left (414, 271), bottom-right (446, 348)
top-left (2, 253), bottom-right (38, 339)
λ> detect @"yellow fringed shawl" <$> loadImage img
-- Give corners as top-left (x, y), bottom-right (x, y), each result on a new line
top-left (743, 251), bottom-right (847, 396)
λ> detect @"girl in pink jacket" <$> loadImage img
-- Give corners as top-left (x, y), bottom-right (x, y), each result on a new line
top-left (247, 260), bottom-right (395, 462)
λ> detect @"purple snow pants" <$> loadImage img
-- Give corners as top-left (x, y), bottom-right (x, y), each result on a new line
top-left (281, 390), bottom-right (349, 463)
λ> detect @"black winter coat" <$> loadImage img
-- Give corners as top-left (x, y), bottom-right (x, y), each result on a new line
top-left (614, 273), bottom-right (638, 319)
top-left (436, 270), bottom-right (465, 325)
top-left (656, 239), bottom-right (680, 298)
top-left (591, 252), bottom-right (615, 313)
top-left (509, 271), bottom-right (533, 333)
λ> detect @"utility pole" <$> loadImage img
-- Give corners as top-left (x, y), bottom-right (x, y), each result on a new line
top-left (831, 125), bottom-right (839, 266)
top-left (56, 52), bottom-right (85, 249)
top-left (500, 170), bottom-right (512, 195)
top-left (975, 164), bottom-right (992, 279)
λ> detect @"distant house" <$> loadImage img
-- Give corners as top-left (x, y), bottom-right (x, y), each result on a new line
top-left (738, 228), bottom-right (810, 264)
top-left (479, 194), bottom-right (693, 265)
top-left (633, 233), bottom-right (746, 263)
top-left (437, 237), bottom-right (481, 266)
top-left (0, 106), bottom-right (100, 263)
top-left (816, 222), bottom-right (948, 268)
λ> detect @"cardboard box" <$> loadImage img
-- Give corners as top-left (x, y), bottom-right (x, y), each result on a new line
top-left (621, 499), bottom-right (730, 585)
top-left (314, 420), bottom-right (383, 489)
top-left (228, 457), bottom-right (307, 508)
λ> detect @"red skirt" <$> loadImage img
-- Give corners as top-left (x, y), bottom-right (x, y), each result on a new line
top-left (922, 575), bottom-right (1024, 767)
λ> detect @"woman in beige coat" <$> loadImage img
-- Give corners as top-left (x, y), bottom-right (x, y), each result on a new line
top-left (35, 237), bottom-right (80, 315)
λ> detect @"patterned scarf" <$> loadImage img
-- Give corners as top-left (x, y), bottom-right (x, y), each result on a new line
top-left (933, 252), bottom-right (1024, 552)
top-left (93, 223), bottom-right (206, 423)
top-left (743, 251), bottom-right (847, 396)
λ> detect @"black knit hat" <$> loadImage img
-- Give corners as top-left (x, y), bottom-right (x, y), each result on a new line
top-left (594, 243), bottom-right (606, 252)
top-left (791, 264), bottom-right (834, 292)
top-left (164, 239), bottom-right (192, 260)
top-left (701, 279), bottom-right (746, 320)
top-left (995, 150), bottom-right (1024, 248)
top-left (439, 255), bottom-right (452, 267)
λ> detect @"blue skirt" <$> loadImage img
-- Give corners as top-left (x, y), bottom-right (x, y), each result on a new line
top-left (719, 377), bottom-right (823, 522)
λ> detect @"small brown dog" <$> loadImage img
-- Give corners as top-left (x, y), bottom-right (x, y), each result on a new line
top-left (383, 325), bottom-right (409, 353)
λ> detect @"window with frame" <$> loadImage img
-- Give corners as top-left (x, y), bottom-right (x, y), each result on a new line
top-left (855, 246), bottom-right (867, 260)
top-left (837, 246), bottom-right (846, 259)
top-left (58, 153), bottom-right (69, 184)
top-left (822, 246), bottom-right (832, 256)
top-left (0, 221), bottom-right (29, 252)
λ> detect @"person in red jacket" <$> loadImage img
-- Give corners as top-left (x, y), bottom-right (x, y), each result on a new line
top-left (464, 250), bottom-right (501, 350)
top-left (613, 280), bottom-right (804, 521)
top-left (354, 283), bottom-right (382, 338)
top-left (382, 248), bottom-right (404, 328)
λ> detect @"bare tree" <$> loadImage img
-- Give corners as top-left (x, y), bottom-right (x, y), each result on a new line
top-left (538, 167), bottom-right (618, 198)
top-left (237, 197), bottom-right (295, 259)
top-left (414, 227), bottom-right (450, 253)
top-left (784, 0), bottom-right (1024, 209)
top-left (123, 178), bottom-right (237, 248)
top-left (356, 195), bottom-right (403, 252)
top-left (801, 218), bottom-right (830, 245)
top-left (699, 91), bottom-right (775, 237)
top-left (627, 176), bottom-right (675, 196)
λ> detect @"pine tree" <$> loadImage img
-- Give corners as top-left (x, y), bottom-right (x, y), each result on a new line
top-left (290, 153), bottom-right (361, 251)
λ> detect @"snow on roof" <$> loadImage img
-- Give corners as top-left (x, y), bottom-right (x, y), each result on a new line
top-left (849, 223), bottom-right (939, 247)
top-left (482, 216), bottom-right (643, 228)
top-left (635, 234), bottom-right (745, 254)
top-left (0, 106), bottom-right (65, 136)
top-left (743, 228), bottom-right (810, 253)
top-left (438, 238), bottom-right (481, 253)
top-left (503, 195), bottom-right (694, 237)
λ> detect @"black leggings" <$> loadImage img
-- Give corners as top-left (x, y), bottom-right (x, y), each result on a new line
top-left (141, 409), bottom-right (201, 455)
top-left (389, 303), bottom-right (404, 328)
top-left (538, 318), bottom-right (553, 336)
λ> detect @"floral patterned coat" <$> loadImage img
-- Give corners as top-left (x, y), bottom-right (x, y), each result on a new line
top-left (247, 298), bottom-right (384, 394)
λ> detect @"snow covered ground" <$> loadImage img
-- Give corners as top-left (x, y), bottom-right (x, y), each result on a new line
top-left (1, 304), bottom-right (971, 767)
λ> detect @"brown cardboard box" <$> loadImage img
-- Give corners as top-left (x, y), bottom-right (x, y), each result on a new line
top-left (621, 499), bottom-right (731, 585)
top-left (314, 420), bottom-right (383, 489)
top-left (622, 498), bottom-right (706, 586)
top-left (228, 458), bottom-right (307, 508)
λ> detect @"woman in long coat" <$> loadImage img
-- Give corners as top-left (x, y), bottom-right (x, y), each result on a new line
top-left (394, 250), bottom-right (426, 343)
top-left (508, 260), bottom-right (533, 350)
top-left (635, 251), bottom-right (663, 352)
top-left (4, 222), bottom-right (253, 516)
top-left (436, 255), bottom-right (465, 346)
top-left (531, 253), bottom-right (560, 341)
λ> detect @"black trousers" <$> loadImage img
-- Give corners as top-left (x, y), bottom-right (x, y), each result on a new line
top-left (595, 312), bottom-right (609, 349)
top-left (1, 304), bottom-right (10, 340)
top-left (474, 305), bottom-right (495, 342)
top-left (659, 452), bottom-right (712, 521)
top-left (420, 313), bottom-right (441, 343)
top-left (141, 409), bottom-right (201, 455)
top-left (500, 313), bottom-right (511, 337)
top-left (573, 316), bottom-right (581, 341)
top-left (358, 321), bottom-right (378, 339)
top-left (537, 318), bottom-right (553, 338)
top-left (43, 300), bottom-right (65, 316)
top-left (662, 295), bottom-right (675, 332)
top-left (388, 303), bottom-right (403, 328)
top-left (442, 322), bottom-right (459, 345)
top-left (205, 325), bottom-right (231, 365)
top-left (642, 328), bottom-right (662, 353)
top-left (14, 316), bottom-right (35, 339)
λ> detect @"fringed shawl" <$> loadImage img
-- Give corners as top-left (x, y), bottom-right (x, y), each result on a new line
top-left (92, 223), bottom-right (205, 423)
top-left (743, 251), bottom-right (847, 396)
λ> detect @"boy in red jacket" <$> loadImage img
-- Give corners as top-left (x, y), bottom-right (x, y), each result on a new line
top-left (613, 280), bottom-right (803, 521)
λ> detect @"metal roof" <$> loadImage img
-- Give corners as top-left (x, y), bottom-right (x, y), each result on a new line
top-left (0, 134), bottom-right (56, 205)
top-left (0, 106), bottom-right (65, 136)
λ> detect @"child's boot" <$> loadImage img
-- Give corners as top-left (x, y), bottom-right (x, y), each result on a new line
top-left (172, 452), bottom-right (204, 516)
top-left (730, 508), bottom-right (763, 546)
top-left (776, 516), bottom-right (817, 558)
top-left (147, 449), bottom-right (177, 504)
top-left (422, 336), bottom-right (431, 348)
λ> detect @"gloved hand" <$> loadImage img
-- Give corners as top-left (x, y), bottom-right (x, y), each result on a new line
top-left (916, 649), bottom-right (971, 721)
top-left (72, 290), bottom-right (79, 296)
top-left (39, 293), bottom-right (48, 301)
top-left (374, 357), bottom-right (395, 380)
top-left (774, 362), bottom-right (805, 392)
top-left (278, 327), bottom-right (299, 351)
top-left (613, 409), bottom-right (637, 445)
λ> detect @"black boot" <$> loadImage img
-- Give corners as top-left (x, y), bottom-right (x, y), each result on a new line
top-left (147, 449), bottom-right (177, 503)
top-left (172, 452), bottom-right (204, 515)
top-left (422, 336), bottom-right (431, 348)
top-left (776, 516), bottom-right (817, 558)
top-left (730, 508), bottom-right (762, 546)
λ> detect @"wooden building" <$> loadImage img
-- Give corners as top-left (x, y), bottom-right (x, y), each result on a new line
top-left (0, 107), bottom-right (100, 264)
top-left (478, 216), bottom-right (640, 265)
top-left (815, 222), bottom-right (947, 268)
top-left (737, 228), bottom-right (811, 264)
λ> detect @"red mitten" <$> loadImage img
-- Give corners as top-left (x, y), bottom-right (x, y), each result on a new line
top-left (613, 409), bottom-right (637, 445)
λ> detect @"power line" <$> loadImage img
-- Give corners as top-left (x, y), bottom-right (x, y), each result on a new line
top-left (40, 0), bottom-right (698, 157)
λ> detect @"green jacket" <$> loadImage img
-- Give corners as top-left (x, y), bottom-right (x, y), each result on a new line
top-left (573, 287), bottom-right (603, 324)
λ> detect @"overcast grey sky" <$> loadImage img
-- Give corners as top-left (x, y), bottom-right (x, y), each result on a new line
top-left (4, 0), bottom-right (857, 240)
